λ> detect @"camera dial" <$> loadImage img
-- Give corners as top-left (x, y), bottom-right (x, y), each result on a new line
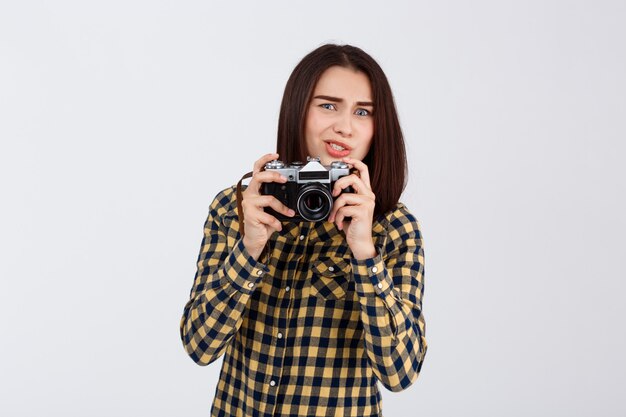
top-left (265, 160), bottom-right (285, 169)
top-left (330, 161), bottom-right (349, 169)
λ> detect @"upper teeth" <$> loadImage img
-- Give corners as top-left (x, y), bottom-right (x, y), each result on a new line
top-left (330, 143), bottom-right (345, 151)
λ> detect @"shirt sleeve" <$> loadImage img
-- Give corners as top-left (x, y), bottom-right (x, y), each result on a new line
top-left (350, 206), bottom-right (428, 392)
top-left (179, 188), bottom-right (269, 366)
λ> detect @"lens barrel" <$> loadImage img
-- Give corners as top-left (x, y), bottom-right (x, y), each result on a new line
top-left (296, 183), bottom-right (333, 222)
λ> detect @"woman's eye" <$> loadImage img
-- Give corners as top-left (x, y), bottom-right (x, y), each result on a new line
top-left (320, 103), bottom-right (336, 111)
top-left (355, 108), bottom-right (370, 116)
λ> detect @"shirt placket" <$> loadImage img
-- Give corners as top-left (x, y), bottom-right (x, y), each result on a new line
top-left (265, 223), bottom-right (310, 417)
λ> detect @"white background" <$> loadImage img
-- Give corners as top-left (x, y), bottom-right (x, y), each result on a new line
top-left (1, 1), bottom-right (625, 416)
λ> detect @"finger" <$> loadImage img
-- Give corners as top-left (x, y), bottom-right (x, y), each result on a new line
top-left (245, 210), bottom-right (283, 232)
top-left (253, 153), bottom-right (280, 174)
top-left (250, 195), bottom-right (295, 217)
top-left (246, 171), bottom-right (288, 196)
top-left (342, 157), bottom-right (372, 191)
top-left (332, 173), bottom-right (370, 197)
top-left (334, 206), bottom-right (361, 230)
top-left (258, 195), bottom-right (296, 217)
top-left (254, 171), bottom-right (288, 184)
top-left (328, 193), bottom-right (371, 222)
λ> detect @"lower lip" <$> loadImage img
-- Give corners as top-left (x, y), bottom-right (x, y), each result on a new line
top-left (325, 142), bottom-right (351, 158)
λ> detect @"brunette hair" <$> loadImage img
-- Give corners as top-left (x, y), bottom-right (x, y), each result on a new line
top-left (276, 44), bottom-right (408, 219)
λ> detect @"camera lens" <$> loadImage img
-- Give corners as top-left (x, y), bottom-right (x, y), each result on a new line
top-left (305, 194), bottom-right (324, 213)
top-left (296, 183), bottom-right (333, 222)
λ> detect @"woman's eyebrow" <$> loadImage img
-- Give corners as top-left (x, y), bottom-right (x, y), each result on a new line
top-left (313, 95), bottom-right (374, 106)
top-left (314, 95), bottom-right (343, 102)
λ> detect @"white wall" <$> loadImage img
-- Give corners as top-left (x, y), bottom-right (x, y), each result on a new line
top-left (1, 1), bottom-right (624, 416)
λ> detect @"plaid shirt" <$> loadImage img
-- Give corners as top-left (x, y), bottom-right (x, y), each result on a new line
top-left (180, 186), bottom-right (427, 417)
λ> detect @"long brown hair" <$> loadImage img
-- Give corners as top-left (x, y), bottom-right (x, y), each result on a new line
top-left (276, 44), bottom-right (408, 219)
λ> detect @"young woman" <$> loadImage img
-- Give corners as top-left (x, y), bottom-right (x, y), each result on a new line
top-left (180, 44), bottom-right (427, 416)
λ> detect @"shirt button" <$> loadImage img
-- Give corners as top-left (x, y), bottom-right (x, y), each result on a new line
top-left (328, 266), bottom-right (334, 272)
top-left (285, 286), bottom-right (291, 292)
top-left (377, 282), bottom-right (383, 289)
top-left (299, 235), bottom-right (305, 241)
top-left (270, 380), bottom-right (276, 387)
top-left (277, 332), bottom-right (283, 339)
top-left (256, 270), bottom-right (264, 276)
top-left (371, 266), bottom-right (378, 273)
top-left (247, 282), bottom-right (254, 289)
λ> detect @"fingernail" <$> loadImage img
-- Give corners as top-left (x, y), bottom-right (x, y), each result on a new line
top-left (288, 209), bottom-right (295, 216)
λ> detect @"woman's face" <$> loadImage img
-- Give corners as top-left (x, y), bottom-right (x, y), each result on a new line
top-left (304, 66), bottom-right (374, 166)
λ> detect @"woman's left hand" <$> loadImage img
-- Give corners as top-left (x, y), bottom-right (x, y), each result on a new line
top-left (328, 157), bottom-right (377, 260)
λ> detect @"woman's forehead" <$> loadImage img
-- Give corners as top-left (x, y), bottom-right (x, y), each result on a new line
top-left (313, 66), bottom-right (372, 101)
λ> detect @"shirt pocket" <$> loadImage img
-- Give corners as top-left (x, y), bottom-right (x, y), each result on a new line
top-left (310, 257), bottom-right (352, 301)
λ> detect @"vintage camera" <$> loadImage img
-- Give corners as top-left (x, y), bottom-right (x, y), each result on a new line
top-left (261, 156), bottom-right (353, 222)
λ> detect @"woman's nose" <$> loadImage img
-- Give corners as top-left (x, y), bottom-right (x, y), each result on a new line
top-left (332, 113), bottom-right (353, 137)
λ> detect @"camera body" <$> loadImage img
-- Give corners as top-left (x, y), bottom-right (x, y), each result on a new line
top-left (261, 157), bottom-right (353, 222)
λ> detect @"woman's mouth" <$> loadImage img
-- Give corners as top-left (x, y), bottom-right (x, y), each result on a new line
top-left (324, 141), bottom-right (351, 158)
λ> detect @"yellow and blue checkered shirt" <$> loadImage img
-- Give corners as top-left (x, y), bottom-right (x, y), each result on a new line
top-left (180, 186), bottom-right (427, 416)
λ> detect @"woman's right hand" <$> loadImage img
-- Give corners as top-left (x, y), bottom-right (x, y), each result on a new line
top-left (241, 153), bottom-right (295, 259)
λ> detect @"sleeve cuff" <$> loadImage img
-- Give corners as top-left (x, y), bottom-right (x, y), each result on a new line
top-left (351, 253), bottom-right (396, 299)
top-left (221, 239), bottom-right (269, 294)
